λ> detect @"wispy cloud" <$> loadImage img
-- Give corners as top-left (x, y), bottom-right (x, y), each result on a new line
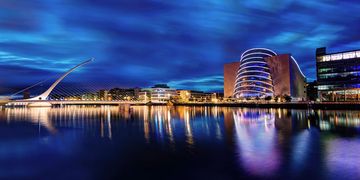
top-left (1, 0), bottom-right (360, 92)
top-left (167, 75), bottom-right (223, 92)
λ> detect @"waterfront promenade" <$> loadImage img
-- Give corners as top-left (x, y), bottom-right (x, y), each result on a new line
top-left (171, 101), bottom-right (360, 110)
top-left (3, 98), bottom-right (360, 110)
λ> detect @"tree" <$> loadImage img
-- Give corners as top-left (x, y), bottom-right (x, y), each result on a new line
top-left (265, 96), bottom-right (272, 101)
top-left (284, 94), bottom-right (292, 102)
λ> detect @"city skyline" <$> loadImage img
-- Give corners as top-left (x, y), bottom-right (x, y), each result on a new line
top-left (2, 2), bottom-right (360, 179)
top-left (1, 0), bottom-right (360, 94)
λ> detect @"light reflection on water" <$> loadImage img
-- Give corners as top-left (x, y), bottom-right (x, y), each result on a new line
top-left (233, 109), bottom-right (279, 176)
top-left (0, 106), bottom-right (360, 179)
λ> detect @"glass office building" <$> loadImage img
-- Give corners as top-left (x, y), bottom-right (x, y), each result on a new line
top-left (316, 47), bottom-right (360, 101)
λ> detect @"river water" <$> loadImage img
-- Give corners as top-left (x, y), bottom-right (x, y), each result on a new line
top-left (0, 106), bottom-right (359, 179)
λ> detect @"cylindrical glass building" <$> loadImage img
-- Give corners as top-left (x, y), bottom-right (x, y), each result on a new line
top-left (234, 48), bottom-right (277, 98)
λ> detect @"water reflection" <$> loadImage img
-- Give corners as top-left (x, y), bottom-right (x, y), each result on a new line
top-left (3, 107), bottom-right (56, 133)
top-left (2, 106), bottom-right (360, 142)
top-left (315, 110), bottom-right (360, 133)
top-left (1, 106), bottom-right (118, 139)
top-left (130, 106), bottom-right (227, 149)
top-left (1, 106), bottom-right (360, 179)
top-left (326, 139), bottom-right (360, 179)
top-left (233, 109), bottom-right (280, 176)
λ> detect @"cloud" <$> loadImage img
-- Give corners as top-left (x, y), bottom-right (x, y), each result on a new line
top-left (167, 75), bottom-right (223, 92)
top-left (1, 0), bottom-right (360, 93)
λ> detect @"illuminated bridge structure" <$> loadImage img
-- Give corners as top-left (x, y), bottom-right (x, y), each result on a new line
top-left (234, 48), bottom-right (277, 98)
top-left (5, 58), bottom-right (150, 107)
top-left (27, 59), bottom-right (93, 101)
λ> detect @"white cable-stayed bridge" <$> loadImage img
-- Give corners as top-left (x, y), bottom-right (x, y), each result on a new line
top-left (3, 58), bottom-right (151, 107)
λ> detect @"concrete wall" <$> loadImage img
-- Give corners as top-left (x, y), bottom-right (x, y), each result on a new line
top-left (266, 54), bottom-right (306, 99)
top-left (224, 62), bottom-right (240, 98)
top-left (266, 54), bottom-right (291, 97)
top-left (289, 58), bottom-right (306, 99)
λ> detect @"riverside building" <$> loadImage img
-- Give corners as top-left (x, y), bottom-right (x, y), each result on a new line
top-left (224, 62), bottom-right (240, 98)
top-left (139, 84), bottom-right (177, 102)
top-left (177, 90), bottom-right (212, 102)
top-left (229, 48), bottom-right (306, 100)
top-left (316, 47), bottom-right (360, 101)
top-left (265, 54), bottom-right (307, 101)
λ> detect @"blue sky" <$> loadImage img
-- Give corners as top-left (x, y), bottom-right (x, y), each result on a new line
top-left (1, 0), bottom-right (360, 94)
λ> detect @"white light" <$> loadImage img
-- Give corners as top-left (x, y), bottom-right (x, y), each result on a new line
top-left (291, 56), bottom-right (306, 78)
top-left (238, 89), bottom-right (272, 94)
top-left (322, 55), bottom-right (331, 61)
top-left (237, 65), bottom-right (269, 73)
top-left (322, 51), bottom-right (360, 62)
top-left (235, 70), bottom-right (271, 79)
top-left (356, 51), bottom-right (360, 58)
top-left (237, 70), bottom-right (270, 76)
top-left (343, 52), bottom-right (355, 59)
top-left (331, 53), bottom-right (342, 61)
top-left (239, 61), bottom-right (267, 68)
top-left (241, 53), bottom-right (276, 61)
top-left (240, 48), bottom-right (277, 59)
top-left (237, 74), bottom-right (272, 80)
top-left (239, 84), bottom-right (274, 92)
top-left (241, 56), bottom-right (269, 62)
top-left (234, 79), bottom-right (273, 87)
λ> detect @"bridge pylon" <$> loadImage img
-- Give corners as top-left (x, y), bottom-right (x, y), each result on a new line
top-left (24, 58), bottom-right (93, 107)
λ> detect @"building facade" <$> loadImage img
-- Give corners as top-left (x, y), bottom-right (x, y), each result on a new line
top-left (306, 81), bottom-right (318, 101)
top-left (98, 90), bottom-right (110, 100)
top-left (224, 62), bottom-right (240, 98)
top-left (316, 47), bottom-right (360, 101)
top-left (265, 54), bottom-right (306, 100)
top-left (139, 84), bottom-right (177, 102)
top-left (177, 90), bottom-right (212, 102)
top-left (233, 48), bottom-right (306, 100)
top-left (108, 88), bottom-right (141, 100)
top-left (234, 48), bottom-right (277, 98)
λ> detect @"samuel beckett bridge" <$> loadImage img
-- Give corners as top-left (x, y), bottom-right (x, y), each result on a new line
top-left (2, 58), bottom-right (147, 107)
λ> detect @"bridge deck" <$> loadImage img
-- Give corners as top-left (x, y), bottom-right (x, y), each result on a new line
top-left (5, 100), bottom-right (166, 106)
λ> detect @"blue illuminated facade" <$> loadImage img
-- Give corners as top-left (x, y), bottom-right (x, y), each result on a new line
top-left (234, 48), bottom-right (277, 98)
top-left (316, 47), bottom-right (360, 101)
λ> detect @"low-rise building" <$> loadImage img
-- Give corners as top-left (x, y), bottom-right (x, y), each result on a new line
top-left (139, 84), bottom-right (177, 102)
top-left (177, 90), bottom-right (212, 102)
top-left (98, 90), bottom-right (110, 101)
top-left (108, 87), bottom-right (141, 100)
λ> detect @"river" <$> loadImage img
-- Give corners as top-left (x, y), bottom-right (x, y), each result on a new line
top-left (0, 106), bottom-right (359, 179)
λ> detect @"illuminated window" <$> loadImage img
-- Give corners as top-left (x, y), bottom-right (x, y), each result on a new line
top-left (318, 85), bottom-right (332, 90)
top-left (356, 51), bottom-right (360, 58)
top-left (343, 52), bottom-right (356, 59)
top-left (318, 68), bottom-right (333, 73)
top-left (322, 55), bottom-right (331, 62)
top-left (331, 53), bottom-right (343, 61)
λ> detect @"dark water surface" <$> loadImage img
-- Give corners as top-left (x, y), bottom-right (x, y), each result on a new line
top-left (0, 106), bottom-right (360, 179)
